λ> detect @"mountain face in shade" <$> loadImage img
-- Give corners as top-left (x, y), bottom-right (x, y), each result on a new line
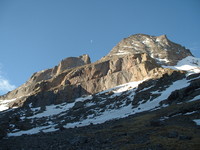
top-left (0, 34), bottom-right (200, 150)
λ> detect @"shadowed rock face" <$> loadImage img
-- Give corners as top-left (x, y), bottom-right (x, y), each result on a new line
top-left (0, 34), bottom-right (192, 108)
top-left (106, 34), bottom-right (192, 65)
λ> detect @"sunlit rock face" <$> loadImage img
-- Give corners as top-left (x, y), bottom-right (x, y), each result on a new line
top-left (107, 34), bottom-right (192, 65)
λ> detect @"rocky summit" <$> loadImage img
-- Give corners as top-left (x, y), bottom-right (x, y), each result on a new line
top-left (0, 34), bottom-right (200, 150)
top-left (106, 34), bottom-right (192, 65)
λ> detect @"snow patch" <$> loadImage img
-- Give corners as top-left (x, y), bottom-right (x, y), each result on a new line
top-left (28, 95), bottom-right (93, 119)
top-left (64, 103), bottom-right (134, 128)
top-left (142, 38), bottom-right (152, 45)
top-left (27, 103), bottom-right (73, 119)
top-left (156, 38), bottom-right (161, 42)
top-left (97, 80), bottom-right (145, 96)
top-left (75, 95), bottom-right (93, 102)
top-left (114, 50), bottom-right (130, 56)
top-left (123, 46), bottom-right (134, 48)
top-left (163, 56), bottom-right (200, 74)
top-left (193, 119), bottom-right (200, 125)
top-left (184, 111), bottom-right (198, 115)
top-left (139, 85), bottom-right (154, 92)
top-left (7, 125), bottom-right (58, 137)
top-left (150, 54), bottom-right (170, 64)
top-left (188, 95), bottom-right (200, 102)
top-left (0, 98), bottom-right (16, 111)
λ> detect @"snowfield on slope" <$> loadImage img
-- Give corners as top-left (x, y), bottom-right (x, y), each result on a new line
top-left (64, 78), bottom-right (190, 128)
top-left (163, 56), bottom-right (200, 74)
top-left (7, 77), bottom-right (192, 137)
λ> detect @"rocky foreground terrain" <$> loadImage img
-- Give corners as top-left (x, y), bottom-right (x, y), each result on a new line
top-left (0, 34), bottom-right (200, 150)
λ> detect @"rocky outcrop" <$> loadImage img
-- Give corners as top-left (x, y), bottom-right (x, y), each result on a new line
top-left (53, 54), bottom-right (91, 76)
top-left (106, 34), bottom-right (192, 65)
top-left (0, 54), bottom-right (91, 100)
top-left (31, 54), bottom-right (91, 83)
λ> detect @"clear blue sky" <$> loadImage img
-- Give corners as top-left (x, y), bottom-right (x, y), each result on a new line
top-left (0, 0), bottom-right (200, 95)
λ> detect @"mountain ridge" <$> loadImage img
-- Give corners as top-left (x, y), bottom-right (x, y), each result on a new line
top-left (0, 34), bottom-right (192, 103)
top-left (0, 33), bottom-right (200, 149)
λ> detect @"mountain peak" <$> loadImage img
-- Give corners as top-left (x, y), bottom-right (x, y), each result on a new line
top-left (107, 34), bottom-right (192, 65)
